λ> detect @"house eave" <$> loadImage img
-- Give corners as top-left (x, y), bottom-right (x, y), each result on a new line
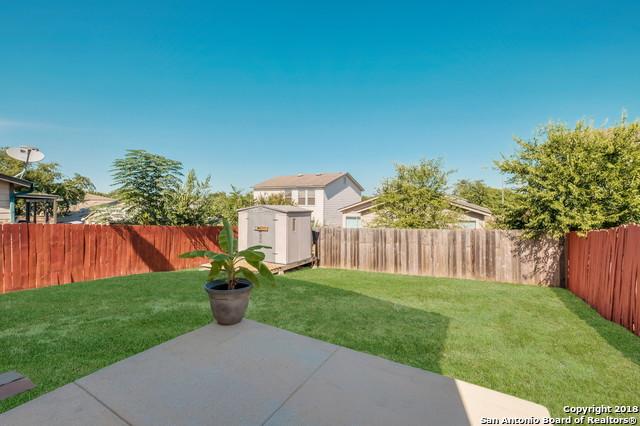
top-left (338, 196), bottom-right (380, 213)
top-left (0, 173), bottom-right (32, 189)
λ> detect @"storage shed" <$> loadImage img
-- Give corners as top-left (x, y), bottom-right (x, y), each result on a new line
top-left (237, 205), bottom-right (312, 265)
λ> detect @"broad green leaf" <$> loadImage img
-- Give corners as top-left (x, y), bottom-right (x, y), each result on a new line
top-left (238, 249), bottom-right (265, 262)
top-left (238, 267), bottom-right (260, 287)
top-left (210, 253), bottom-right (232, 263)
top-left (218, 218), bottom-right (235, 254)
top-left (244, 258), bottom-right (261, 270)
top-left (207, 262), bottom-right (223, 281)
top-left (257, 263), bottom-right (275, 286)
top-left (179, 250), bottom-right (217, 259)
top-left (245, 245), bottom-right (272, 251)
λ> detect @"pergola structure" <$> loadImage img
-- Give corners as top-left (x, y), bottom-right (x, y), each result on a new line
top-left (14, 192), bottom-right (61, 224)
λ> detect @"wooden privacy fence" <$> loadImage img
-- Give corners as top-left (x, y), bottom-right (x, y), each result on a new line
top-left (319, 227), bottom-right (564, 286)
top-left (567, 225), bottom-right (640, 336)
top-left (0, 223), bottom-right (222, 294)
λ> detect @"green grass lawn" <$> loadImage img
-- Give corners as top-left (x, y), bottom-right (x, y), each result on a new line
top-left (1, 268), bottom-right (639, 417)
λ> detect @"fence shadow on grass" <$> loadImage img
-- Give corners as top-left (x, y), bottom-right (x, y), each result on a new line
top-left (247, 276), bottom-right (474, 424)
top-left (551, 287), bottom-right (640, 367)
top-left (248, 276), bottom-right (451, 373)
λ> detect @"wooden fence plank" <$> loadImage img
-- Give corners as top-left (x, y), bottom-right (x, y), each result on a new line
top-left (9, 225), bottom-right (21, 291)
top-left (0, 226), bottom-right (5, 294)
top-left (318, 227), bottom-right (562, 287)
top-left (18, 224), bottom-right (29, 291)
top-left (0, 224), bottom-right (222, 294)
top-left (567, 225), bottom-right (639, 336)
top-left (2, 226), bottom-right (14, 292)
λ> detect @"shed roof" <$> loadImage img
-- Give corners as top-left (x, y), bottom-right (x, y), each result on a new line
top-left (253, 172), bottom-right (364, 191)
top-left (237, 205), bottom-right (313, 214)
top-left (0, 173), bottom-right (32, 188)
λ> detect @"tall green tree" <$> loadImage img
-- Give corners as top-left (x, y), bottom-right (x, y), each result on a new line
top-left (496, 117), bottom-right (640, 237)
top-left (452, 179), bottom-right (515, 215)
top-left (372, 158), bottom-right (457, 229)
top-left (165, 169), bottom-right (215, 225)
top-left (111, 150), bottom-right (183, 225)
top-left (254, 192), bottom-right (296, 206)
top-left (209, 186), bottom-right (254, 226)
top-left (0, 148), bottom-right (95, 215)
top-left (453, 179), bottom-right (501, 210)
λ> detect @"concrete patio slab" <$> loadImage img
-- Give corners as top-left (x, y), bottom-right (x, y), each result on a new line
top-left (0, 320), bottom-right (549, 426)
top-left (263, 346), bottom-right (471, 426)
top-left (0, 383), bottom-right (127, 426)
top-left (264, 347), bottom-right (549, 426)
top-left (75, 321), bottom-right (337, 426)
top-left (0, 372), bottom-right (23, 387)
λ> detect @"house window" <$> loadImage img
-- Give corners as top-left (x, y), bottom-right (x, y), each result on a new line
top-left (345, 216), bottom-right (361, 228)
top-left (298, 190), bottom-right (306, 205)
top-left (307, 190), bottom-right (315, 205)
top-left (284, 190), bottom-right (292, 203)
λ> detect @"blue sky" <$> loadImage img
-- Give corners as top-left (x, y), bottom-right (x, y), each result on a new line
top-left (1, 1), bottom-right (639, 194)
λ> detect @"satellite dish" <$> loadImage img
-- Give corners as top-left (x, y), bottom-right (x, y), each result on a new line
top-left (6, 146), bottom-right (45, 178)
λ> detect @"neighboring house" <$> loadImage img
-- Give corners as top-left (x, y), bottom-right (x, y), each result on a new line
top-left (338, 197), bottom-right (378, 229)
top-left (339, 196), bottom-right (493, 229)
top-left (253, 172), bottom-right (364, 226)
top-left (0, 174), bottom-right (31, 223)
top-left (448, 197), bottom-right (494, 229)
top-left (0, 173), bottom-right (60, 224)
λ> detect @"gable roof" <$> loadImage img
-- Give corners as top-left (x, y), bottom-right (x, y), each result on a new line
top-left (253, 172), bottom-right (364, 192)
top-left (338, 195), bottom-right (492, 217)
top-left (338, 196), bottom-right (379, 213)
top-left (0, 173), bottom-right (32, 189)
top-left (448, 197), bottom-right (492, 216)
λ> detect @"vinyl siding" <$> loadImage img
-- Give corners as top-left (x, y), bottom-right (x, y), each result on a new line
top-left (323, 177), bottom-right (362, 226)
top-left (0, 182), bottom-right (12, 223)
top-left (253, 175), bottom-right (362, 227)
top-left (253, 188), bottom-right (323, 225)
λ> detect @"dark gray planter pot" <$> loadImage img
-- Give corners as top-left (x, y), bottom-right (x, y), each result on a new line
top-left (204, 279), bottom-right (252, 325)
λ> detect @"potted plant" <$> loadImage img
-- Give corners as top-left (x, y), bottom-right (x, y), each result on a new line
top-left (179, 218), bottom-right (274, 325)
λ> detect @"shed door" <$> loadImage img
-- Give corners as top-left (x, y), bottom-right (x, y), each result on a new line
top-left (247, 210), bottom-right (276, 262)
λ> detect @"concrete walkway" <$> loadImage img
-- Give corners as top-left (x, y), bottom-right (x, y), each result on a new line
top-left (1, 320), bottom-right (549, 426)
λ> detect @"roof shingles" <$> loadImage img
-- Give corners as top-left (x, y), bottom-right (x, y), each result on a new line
top-left (254, 172), bottom-right (363, 191)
